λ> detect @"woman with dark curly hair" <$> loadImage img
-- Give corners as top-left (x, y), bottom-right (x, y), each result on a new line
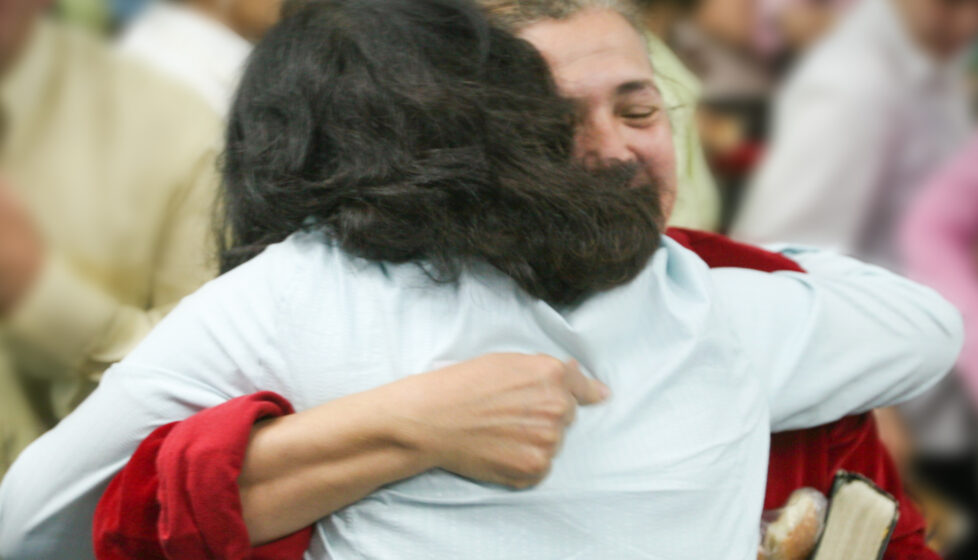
top-left (0, 0), bottom-right (961, 559)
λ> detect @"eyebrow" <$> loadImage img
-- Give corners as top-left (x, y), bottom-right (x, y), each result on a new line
top-left (615, 80), bottom-right (658, 96)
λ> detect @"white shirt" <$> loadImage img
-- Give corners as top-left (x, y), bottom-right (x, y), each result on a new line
top-left (731, 0), bottom-right (972, 268)
top-left (0, 233), bottom-right (961, 559)
top-left (117, 2), bottom-right (251, 117)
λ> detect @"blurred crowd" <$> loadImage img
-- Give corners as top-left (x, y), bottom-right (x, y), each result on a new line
top-left (2, 0), bottom-right (978, 557)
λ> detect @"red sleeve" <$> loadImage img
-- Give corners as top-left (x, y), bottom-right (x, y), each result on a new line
top-left (667, 228), bottom-right (935, 560)
top-left (93, 392), bottom-right (313, 560)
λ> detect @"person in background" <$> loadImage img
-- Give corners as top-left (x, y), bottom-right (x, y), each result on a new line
top-left (117, 0), bottom-right (282, 117)
top-left (731, 0), bottom-right (978, 555)
top-left (0, 0), bottom-right (221, 478)
top-left (732, 0), bottom-right (977, 269)
top-left (901, 134), bottom-right (978, 557)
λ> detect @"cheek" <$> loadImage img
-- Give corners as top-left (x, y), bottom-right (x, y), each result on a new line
top-left (626, 125), bottom-right (678, 218)
top-left (628, 126), bottom-right (676, 185)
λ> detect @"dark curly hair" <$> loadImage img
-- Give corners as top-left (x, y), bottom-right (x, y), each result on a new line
top-left (221, 0), bottom-right (662, 306)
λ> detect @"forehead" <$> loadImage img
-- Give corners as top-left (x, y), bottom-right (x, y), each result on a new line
top-left (518, 8), bottom-right (656, 100)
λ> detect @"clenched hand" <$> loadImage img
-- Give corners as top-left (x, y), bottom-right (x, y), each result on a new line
top-left (390, 353), bottom-right (610, 488)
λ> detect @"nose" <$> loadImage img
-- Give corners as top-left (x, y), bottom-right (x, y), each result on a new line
top-left (576, 116), bottom-right (636, 167)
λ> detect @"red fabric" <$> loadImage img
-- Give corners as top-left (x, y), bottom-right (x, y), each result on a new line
top-left (94, 392), bottom-right (313, 559)
top-left (666, 227), bottom-right (805, 273)
top-left (93, 423), bottom-right (176, 559)
top-left (667, 227), bottom-right (934, 560)
top-left (765, 416), bottom-right (936, 560)
top-left (708, 142), bottom-right (765, 177)
top-left (93, 228), bottom-right (933, 560)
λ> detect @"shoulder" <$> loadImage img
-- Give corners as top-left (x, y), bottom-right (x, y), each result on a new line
top-left (206, 233), bottom-right (330, 297)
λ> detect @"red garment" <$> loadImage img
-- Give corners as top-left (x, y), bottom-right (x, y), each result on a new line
top-left (765, 416), bottom-right (934, 560)
top-left (93, 228), bottom-right (935, 559)
top-left (666, 227), bottom-right (804, 273)
top-left (93, 392), bottom-right (312, 560)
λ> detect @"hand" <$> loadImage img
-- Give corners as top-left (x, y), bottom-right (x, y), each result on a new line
top-left (0, 180), bottom-right (43, 316)
top-left (388, 353), bottom-right (610, 489)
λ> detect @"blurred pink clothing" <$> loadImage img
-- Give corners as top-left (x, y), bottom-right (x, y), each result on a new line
top-left (902, 135), bottom-right (978, 404)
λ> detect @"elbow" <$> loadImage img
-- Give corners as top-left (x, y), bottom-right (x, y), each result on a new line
top-left (911, 293), bottom-right (964, 391)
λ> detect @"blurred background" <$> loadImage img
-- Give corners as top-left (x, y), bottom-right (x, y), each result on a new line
top-left (2, 0), bottom-right (978, 557)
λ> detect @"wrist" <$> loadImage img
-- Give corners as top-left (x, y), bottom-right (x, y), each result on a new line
top-left (370, 373), bottom-right (446, 470)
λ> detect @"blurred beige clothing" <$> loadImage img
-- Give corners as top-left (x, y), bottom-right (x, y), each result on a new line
top-left (0, 20), bottom-right (221, 476)
top-left (648, 33), bottom-right (722, 232)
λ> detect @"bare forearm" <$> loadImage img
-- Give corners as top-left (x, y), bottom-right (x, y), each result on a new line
top-left (239, 383), bottom-right (435, 545)
top-left (237, 354), bottom-right (607, 545)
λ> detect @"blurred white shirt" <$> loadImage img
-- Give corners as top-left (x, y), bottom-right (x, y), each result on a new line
top-left (732, 0), bottom-right (972, 269)
top-left (117, 2), bottom-right (251, 117)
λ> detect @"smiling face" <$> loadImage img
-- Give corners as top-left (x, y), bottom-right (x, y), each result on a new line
top-left (519, 8), bottom-right (678, 220)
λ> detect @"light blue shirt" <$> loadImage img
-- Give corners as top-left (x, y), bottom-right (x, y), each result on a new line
top-left (0, 232), bottom-right (962, 559)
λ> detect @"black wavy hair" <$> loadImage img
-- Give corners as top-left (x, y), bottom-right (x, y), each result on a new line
top-left (221, 0), bottom-right (662, 306)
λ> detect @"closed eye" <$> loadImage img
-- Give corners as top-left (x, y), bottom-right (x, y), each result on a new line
top-left (622, 109), bottom-right (656, 119)
top-left (619, 106), bottom-right (659, 126)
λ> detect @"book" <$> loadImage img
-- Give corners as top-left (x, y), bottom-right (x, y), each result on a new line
top-left (809, 471), bottom-right (900, 560)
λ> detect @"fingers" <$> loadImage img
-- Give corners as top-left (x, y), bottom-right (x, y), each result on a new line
top-left (562, 359), bottom-right (610, 406)
top-left (562, 391), bottom-right (577, 426)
